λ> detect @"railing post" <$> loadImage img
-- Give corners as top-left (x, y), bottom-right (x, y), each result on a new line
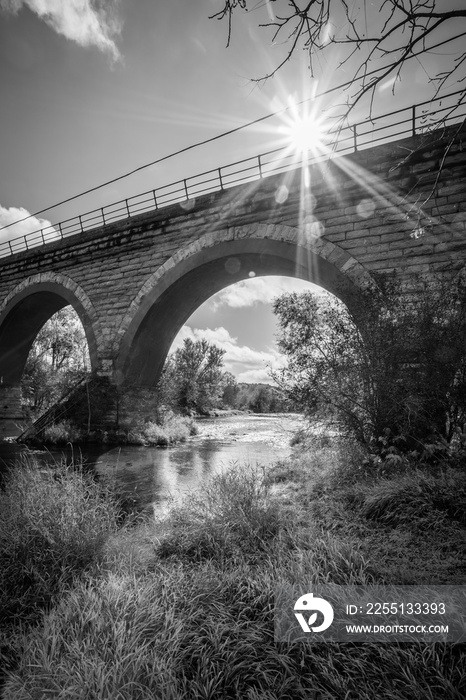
top-left (126, 199), bottom-right (131, 217)
top-left (24, 235), bottom-right (28, 250)
top-left (412, 104), bottom-right (416, 137)
top-left (8, 241), bottom-right (13, 255)
top-left (218, 168), bottom-right (224, 190)
top-left (152, 191), bottom-right (158, 209)
top-left (58, 222), bottom-right (63, 239)
top-left (101, 208), bottom-right (106, 225)
top-left (353, 125), bottom-right (358, 152)
top-left (258, 154), bottom-right (263, 178)
top-left (184, 179), bottom-right (189, 199)
top-left (79, 215), bottom-right (83, 233)
top-left (41, 229), bottom-right (45, 245)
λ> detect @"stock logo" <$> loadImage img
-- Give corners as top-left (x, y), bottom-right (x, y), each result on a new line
top-left (294, 593), bottom-right (334, 633)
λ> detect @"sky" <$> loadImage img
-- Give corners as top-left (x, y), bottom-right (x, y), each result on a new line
top-left (1, 1), bottom-right (465, 383)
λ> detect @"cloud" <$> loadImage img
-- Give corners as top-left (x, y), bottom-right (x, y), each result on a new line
top-left (170, 325), bottom-right (285, 384)
top-left (0, 204), bottom-right (57, 250)
top-left (235, 367), bottom-right (275, 384)
top-left (211, 276), bottom-right (322, 309)
top-left (1, 0), bottom-right (122, 62)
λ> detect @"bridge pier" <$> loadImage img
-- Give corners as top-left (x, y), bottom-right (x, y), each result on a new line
top-left (0, 125), bottom-right (465, 441)
top-left (0, 384), bottom-right (24, 439)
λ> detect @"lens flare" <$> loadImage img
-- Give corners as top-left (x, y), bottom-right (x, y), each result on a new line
top-left (286, 113), bottom-right (325, 154)
top-left (279, 95), bottom-right (326, 156)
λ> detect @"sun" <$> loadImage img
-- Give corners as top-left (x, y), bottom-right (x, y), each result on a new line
top-left (286, 113), bottom-right (325, 154)
top-left (278, 96), bottom-right (326, 156)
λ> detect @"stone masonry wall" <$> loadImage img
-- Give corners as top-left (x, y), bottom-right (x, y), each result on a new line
top-left (0, 126), bottom-right (465, 371)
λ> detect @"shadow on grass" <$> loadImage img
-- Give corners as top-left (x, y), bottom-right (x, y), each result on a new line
top-left (1, 442), bottom-right (465, 699)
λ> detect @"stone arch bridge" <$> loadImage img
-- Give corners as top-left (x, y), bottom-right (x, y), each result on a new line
top-left (1, 124), bottom-right (466, 437)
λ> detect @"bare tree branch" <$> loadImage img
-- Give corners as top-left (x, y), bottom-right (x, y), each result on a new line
top-left (211, 1), bottom-right (466, 123)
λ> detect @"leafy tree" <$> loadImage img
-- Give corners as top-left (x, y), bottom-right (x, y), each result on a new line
top-left (221, 371), bottom-right (240, 408)
top-left (159, 338), bottom-right (227, 415)
top-left (212, 1), bottom-right (466, 125)
top-left (236, 382), bottom-right (291, 413)
top-left (249, 386), bottom-right (273, 413)
top-left (272, 277), bottom-right (466, 450)
top-left (21, 307), bottom-right (90, 415)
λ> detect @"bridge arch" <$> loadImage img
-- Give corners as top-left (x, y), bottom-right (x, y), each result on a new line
top-left (115, 223), bottom-right (375, 386)
top-left (0, 272), bottom-right (100, 385)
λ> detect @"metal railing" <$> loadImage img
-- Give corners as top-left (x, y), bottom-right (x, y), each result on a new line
top-left (1, 89), bottom-right (465, 260)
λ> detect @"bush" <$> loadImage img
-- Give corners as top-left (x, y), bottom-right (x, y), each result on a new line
top-left (42, 420), bottom-right (81, 444)
top-left (162, 414), bottom-right (193, 441)
top-left (141, 414), bottom-right (195, 446)
top-left (143, 421), bottom-right (169, 446)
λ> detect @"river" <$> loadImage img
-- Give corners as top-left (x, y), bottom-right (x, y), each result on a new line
top-left (0, 413), bottom-right (304, 514)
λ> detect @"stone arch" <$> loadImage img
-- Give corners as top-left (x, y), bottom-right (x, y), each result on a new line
top-left (0, 272), bottom-right (100, 384)
top-left (114, 223), bottom-right (375, 387)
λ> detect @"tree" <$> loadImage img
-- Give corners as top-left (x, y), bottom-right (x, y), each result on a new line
top-left (221, 371), bottom-right (240, 408)
top-left (212, 1), bottom-right (466, 125)
top-left (21, 307), bottom-right (90, 415)
top-left (159, 338), bottom-right (227, 415)
top-left (272, 277), bottom-right (466, 450)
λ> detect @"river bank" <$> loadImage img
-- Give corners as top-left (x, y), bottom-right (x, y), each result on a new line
top-left (1, 430), bottom-right (464, 698)
top-left (2, 414), bottom-right (306, 514)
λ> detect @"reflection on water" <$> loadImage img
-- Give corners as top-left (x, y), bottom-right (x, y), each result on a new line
top-left (0, 414), bottom-right (304, 515)
top-left (93, 414), bottom-right (303, 513)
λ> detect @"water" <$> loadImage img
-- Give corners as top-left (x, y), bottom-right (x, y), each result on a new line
top-left (0, 414), bottom-right (304, 514)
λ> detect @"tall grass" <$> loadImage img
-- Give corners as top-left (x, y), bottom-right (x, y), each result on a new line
top-left (1, 444), bottom-right (465, 699)
top-left (0, 454), bottom-right (122, 626)
top-left (157, 466), bottom-right (283, 563)
top-left (5, 562), bottom-right (464, 700)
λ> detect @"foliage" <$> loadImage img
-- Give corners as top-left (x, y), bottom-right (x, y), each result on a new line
top-left (21, 306), bottom-right (90, 417)
top-left (42, 420), bottom-right (82, 444)
top-left (221, 370), bottom-right (240, 407)
top-left (140, 414), bottom-right (196, 447)
top-left (158, 338), bottom-right (228, 415)
top-left (235, 382), bottom-right (291, 413)
top-left (272, 276), bottom-right (466, 450)
top-left (212, 1), bottom-right (466, 125)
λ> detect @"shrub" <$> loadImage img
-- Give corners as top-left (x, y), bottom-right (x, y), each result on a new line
top-left (162, 414), bottom-right (192, 442)
top-left (141, 414), bottom-right (196, 446)
top-left (143, 421), bottom-right (169, 446)
top-left (42, 420), bottom-right (81, 444)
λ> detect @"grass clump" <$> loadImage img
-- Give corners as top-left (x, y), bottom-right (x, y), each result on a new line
top-left (157, 466), bottom-right (283, 563)
top-left (346, 469), bottom-right (466, 528)
top-left (0, 454), bottom-right (122, 627)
